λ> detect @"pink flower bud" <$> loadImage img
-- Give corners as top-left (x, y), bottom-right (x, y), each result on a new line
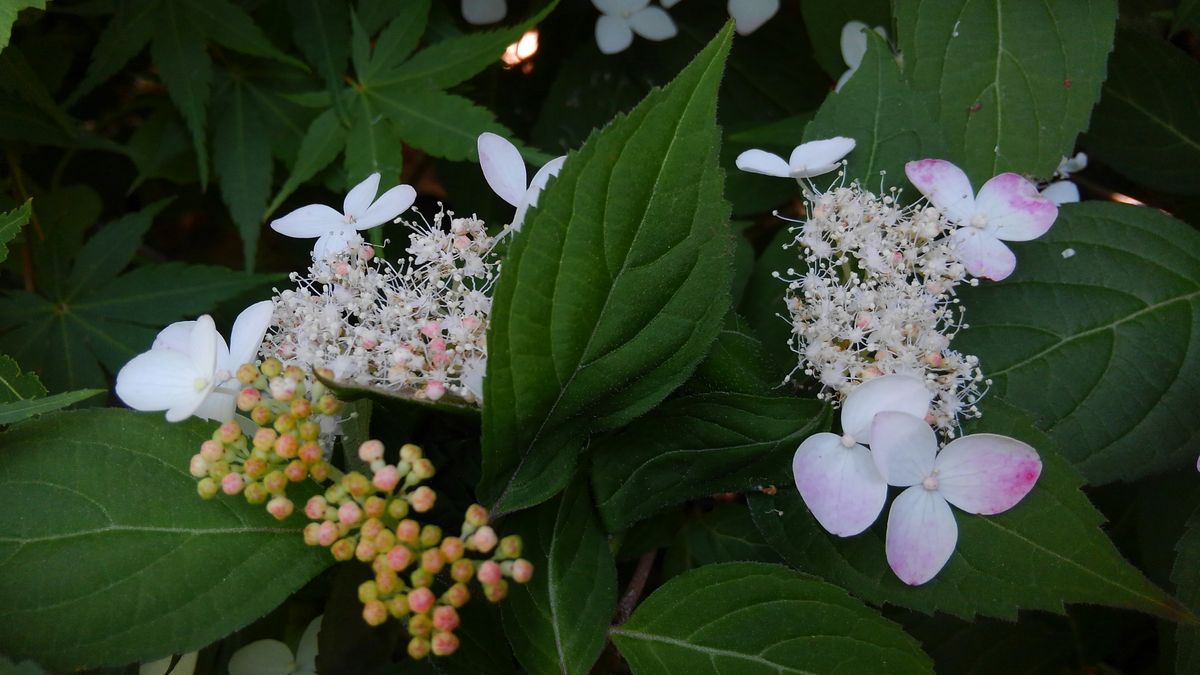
top-left (273, 412), bottom-right (296, 433)
top-left (421, 548), bottom-right (445, 574)
top-left (285, 460), bottom-right (308, 482)
top-left (267, 496), bottom-right (294, 520)
top-left (498, 535), bottom-right (522, 559)
top-left (387, 498), bottom-right (410, 520)
top-left (356, 539), bottom-right (377, 562)
top-left (462, 315), bottom-right (481, 331)
top-left (333, 261), bottom-right (350, 277)
top-left (387, 595), bottom-right (410, 618)
top-left (263, 470), bottom-right (287, 494)
top-left (407, 636), bottom-right (431, 660)
top-left (316, 393), bottom-right (340, 415)
top-left (251, 405), bottom-right (274, 426)
top-left (359, 439), bottom-right (385, 463)
top-left (387, 545), bottom-right (414, 571)
top-left (197, 477), bottom-right (219, 500)
top-left (431, 631), bottom-right (460, 657)
top-left (472, 526), bottom-right (498, 554)
top-left (478, 560), bottom-right (502, 585)
top-left (453, 234), bottom-right (471, 249)
top-left (359, 244), bottom-right (375, 260)
top-left (419, 525), bottom-right (442, 548)
top-left (411, 458), bottom-right (435, 480)
top-left (450, 559), bottom-right (474, 583)
top-left (261, 357), bottom-right (283, 377)
top-left (243, 481), bottom-right (269, 504)
top-left (343, 472), bottom-right (371, 497)
top-left (511, 558), bottom-right (534, 583)
top-left (299, 421), bottom-right (321, 441)
top-left (310, 461), bottom-right (331, 481)
top-left (440, 537), bottom-right (465, 563)
top-left (420, 321), bottom-right (441, 338)
top-left (305, 496), bottom-right (328, 520)
top-left (361, 335), bottom-right (379, 350)
top-left (303, 522), bottom-right (321, 546)
top-left (217, 421), bottom-right (242, 444)
top-left (409, 486), bottom-right (437, 513)
top-left (339, 501), bottom-right (363, 526)
top-left (331, 538), bottom-right (355, 561)
top-left (373, 465), bottom-right (400, 491)
top-left (236, 387), bottom-right (260, 411)
top-left (483, 579), bottom-right (509, 603)
top-left (252, 427), bottom-right (277, 450)
top-left (376, 567), bottom-right (400, 594)
top-left (465, 504), bottom-right (489, 527)
top-left (364, 496), bottom-right (387, 518)
top-left (290, 398), bottom-right (312, 418)
top-left (298, 441), bottom-right (323, 464)
top-left (243, 457), bottom-right (267, 479)
top-left (318, 521), bottom-right (339, 547)
top-left (269, 377), bottom-right (296, 401)
top-left (362, 600), bottom-right (388, 626)
top-left (236, 363), bottom-right (259, 384)
top-left (221, 473), bottom-right (245, 495)
top-left (443, 583), bottom-right (470, 608)
top-left (408, 587), bottom-right (435, 614)
top-left (428, 338), bottom-right (447, 353)
top-left (189, 455), bottom-right (209, 477)
top-left (200, 440), bottom-right (224, 462)
top-left (424, 381), bottom-right (446, 401)
top-left (432, 606), bottom-right (460, 632)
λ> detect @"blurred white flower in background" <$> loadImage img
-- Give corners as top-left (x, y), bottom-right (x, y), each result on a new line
top-left (592, 0), bottom-right (678, 54)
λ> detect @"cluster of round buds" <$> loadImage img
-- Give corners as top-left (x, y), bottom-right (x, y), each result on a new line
top-left (301, 441), bottom-right (533, 659)
top-left (190, 358), bottom-right (340, 519)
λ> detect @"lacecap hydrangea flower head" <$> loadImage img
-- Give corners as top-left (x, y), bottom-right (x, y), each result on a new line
top-left (738, 138), bottom-right (1058, 584)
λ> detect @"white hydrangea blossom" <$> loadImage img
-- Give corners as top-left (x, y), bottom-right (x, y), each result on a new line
top-left (774, 175), bottom-right (988, 435)
top-left (261, 208), bottom-right (498, 406)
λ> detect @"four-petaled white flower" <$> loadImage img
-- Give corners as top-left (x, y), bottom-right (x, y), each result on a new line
top-left (115, 301), bottom-right (274, 423)
top-left (792, 375), bottom-right (933, 537)
top-left (1041, 152), bottom-right (1088, 205)
top-left (592, 0), bottom-right (678, 55)
top-left (870, 411), bottom-right (1042, 585)
top-left (477, 132), bottom-right (567, 235)
top-left (736, 137), bottom-right (856, 182)
top-left (228, 616), bottom-right (320, 675)
top-left (462, 0), bottom-right (506, 25)
top-left (905, 158), bottom-right (1058, 281)
top-left (837, 20), bottom-right (889, 92)
top-left (270, 173), bottom-right (416, 259)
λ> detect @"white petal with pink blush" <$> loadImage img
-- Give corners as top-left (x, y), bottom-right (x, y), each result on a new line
top-left (904, 158), bottom-right (1058, 281)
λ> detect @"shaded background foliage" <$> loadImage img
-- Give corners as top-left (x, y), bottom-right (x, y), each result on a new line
top-left (1, 0), bottom-right (1200, 674)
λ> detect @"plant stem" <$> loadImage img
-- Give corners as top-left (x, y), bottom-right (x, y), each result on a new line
top-left (614, 550), bottom-right (656, 625)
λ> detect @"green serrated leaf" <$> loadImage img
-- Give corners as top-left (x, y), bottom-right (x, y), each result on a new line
top-left (679, 315), bottom-right (777, 396)
top-left (893, 0), bottom-right (1117, 184)
top-left (591, 393), bottom-right (827, 532)
top-left (501, 475), bottom-right (617, 675)
top-left (660, 503), bottom-right (781, 581)
top-left (0, 199), bottom-right (31, 265)
top-left (151, 2), bottom-right (213, 187)
top-left (0, 388), bottom-right (103, 424)
top-left (181, 0), bottom-right (306, 70)
top-left (288, 0), bottom-right (350, 118)
top-left (1082, 30), bottom-right (1200, 196)
top-left (213, 81), bottom-right (272, 269)
top-left (477, 25), bottom-right (736, 514)
top-left (800, 0), bottom-right (892, 80)
top-left (267, 108), bottom-right (348, 218)
top-left (362, 0), bottom-right (430, 82)
top-left (750, 398), bottom-right (1191, 622)
top-left (0, 353), bottom-right (45, 403)
top-left (69, 0), bottom-right (159, 103)
top-left (0, 409), bottom-right (331, 671)
top-left (737, 225), bottom-right (802, 382)
top-left (0, 0), bottom-right (43, 51)
top-left (804, 33), bottom-right (945, 186)
top-left (29, 185), bottom-right (102, 298)
top-left (0, 47), bottom-right (75, 137)
top-left (66, 199), bottom-right (172, 298)
top-left (1175, 502), bottom-right (1200, 673)
top-left (955, 202), bottom-right (1200, 483)
top-left (610, 562), bottom-right (933, 674)
top-left (344, 94), bottom-right (404, 186)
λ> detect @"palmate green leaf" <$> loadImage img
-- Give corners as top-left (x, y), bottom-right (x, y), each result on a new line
top-left (344, 94), bottom-right (404, 187)
top-left (180, 0), bottom-right (305, 70)
top-left (266, 108), bottom-right (348, 217)
top-left (151, 1), bottom-right (213, 188)
top-left (660, 503), bottom-right (781, 581)
top-left (893, 0), bottom-right (1117, 184)
top-left (610, 562), bottom-right (933, 674)
top-left (0, 0), bottom-right (42, 51)
top-left (0, 389), bottom-right (103, 424)
top-left (591, 393), bottom-right (827, 532)
top-left (0, 409), bottom-right (331, 671)
top-left (0, 353), bottom-right (44, 402)
top-left (749, 399), bottom-right (1190, 622)
top-left (288, 0), bottom-right (351, 116)
top-left (799, 0), bottom-right (892, 80)
top-left (501, 475), bottom-right (617, 675)
top-left (69, 0), bottom-right (158, 103)
top-left (213, 79), bottom-right (273, 268)
top-left (0, 47), bottom-right (74, 137)
top-left (65, 199), bottom-right (171, 298)
top-left (361, 0), bottom-right (431, 82)
top-left (477, 25), bottom-right (736, 514)
top-left (1176, 0), bottom-right (1200, 34)
top-left (0, 199), bottom-right (30, 265)
top-left (954, 202), bottom-right (1200, 483)
top-left (1174, 503), bottom-right (1200, 673)
top-left (804, 33), bottom-right (945, 187)
top-left (1082, 30), bottom-right (1200, 196)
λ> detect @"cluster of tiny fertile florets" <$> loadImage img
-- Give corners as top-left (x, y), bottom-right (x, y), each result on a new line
top-left (190, 357), bottom-right (340, 518)
top-left (775, 179), bottom-right (988, 435)
top-left (301, 441), bottom-right (532, 659)
top-left (261, 208), bottom-right (497, 405)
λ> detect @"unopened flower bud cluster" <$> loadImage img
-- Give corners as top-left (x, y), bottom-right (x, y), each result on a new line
top-left (261, 208), bottom-right (496, 405)
top-left (776, 176), bottom-right (987, 435)
top-left (303, 441), bottom-right (532, 658)
top-left (190, 358), bottom-right (340, 517)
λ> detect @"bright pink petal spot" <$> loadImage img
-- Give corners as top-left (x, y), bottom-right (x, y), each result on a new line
top-left (951, 227), bottom-right (1017, 281)
top-left (904, 159), bottom-right (975, 224)
top-left (975, 172), bottom-right (1058, 241)
top-left (935, 433), bottom-right (1042, 515)
top-left (869, 412), bottom-right (938, 487)
top-left (792, 433), bottom-right (887, 537)
top-left (885, 486), bottom-right (958, 586)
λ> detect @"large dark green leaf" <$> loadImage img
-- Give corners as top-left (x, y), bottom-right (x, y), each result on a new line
top-left (0, 409), bottom-right (331, 671)
top-left (361, 0), bottom-right (430, 81)
top-left (213, 80), bottom-right (273, 269)
top-left (150, 1), bottom-right (213, 187)
top-left (610, 562), bottom-right (933, 674)
top-left (955, 202), bottom-right (1200, 483)
top-left (660, 503), bottom-right (781, 580)
top-left (369, 86), bottom-right (539, 164)
top-left (0, 0), bottom-right (42, 51)
top-left (477, 25), bottom-right (736, 514)
top-left (1175, 503), bottom-right (1200, 673)
top-left (893, 0), bottom-right (1117, 184)
top-left (1083, 30), bottom-right (1200, 196)
top-left (750, 399), bottom-right (1190, 622)
top-left (501, 476), bottom-right (617, 675)
top-left (0, 199), bottom-right (30, 265)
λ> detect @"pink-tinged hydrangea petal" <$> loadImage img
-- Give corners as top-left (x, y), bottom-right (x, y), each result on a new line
top-left (885, 486), bottom-right (958, 586)
top-left (950, 227), bottom-right (1017, 281)
top-left (869, 411), bottom-right (938, 487)
top-left (343, 172), bottom-right (380, 219)
top-left (115, 349), bottom-right (202, 414)
top-left (840, 20), bottom-right (870, 69)
top-left (735, 149), bottom-right (791, 177)
top-left (789, 137), bottom-right (856, 178)
top-left (269, 204), bottom-right (344, 238)
top-left (478, 132), bottom-right (528, 207)
top-left (462, 0), bottom-right (506, 25)
top-left (904, 159), bottom-right (975, 224)
top-left (975, 172), bottom-right (1058, 241)
top-left (935, 433), bottom-right (1042, 515)
top-left (595, 14), bottom-right (634, 54)
top-left (1040, 180), bottom-right (1079, 205)
top-left (840, 374), bottom-right (933, 443)
top-left (357, 184), bottom-right (416, 230)
top-left (228, 301), bottom-right (275, 369)
top-left (629, 6), bottom-right (677, 41)
top-left (792, 433), bottom-right (887, 537)
top-left (227, 639), bottom-right (295, 675)
top-left (729, 0), bottom-right (780, 35)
